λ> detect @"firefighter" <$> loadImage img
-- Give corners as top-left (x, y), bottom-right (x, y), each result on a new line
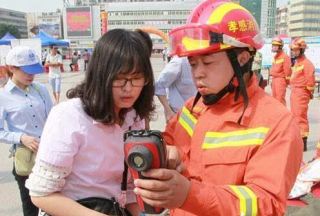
top-left (270, 36), bottom-right (292, 106)
top-left (290, 38), bottom-right (315, 152)
top-left (133, 1), bottom-right (303, 216)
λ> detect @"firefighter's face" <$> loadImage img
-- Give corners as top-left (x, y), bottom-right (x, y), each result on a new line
top-left (188, 51), bottom-right (235, 95)
top-left (291, 49), bottom-right (301, 58)
top-left (272, 45), bottom-right (280, 53)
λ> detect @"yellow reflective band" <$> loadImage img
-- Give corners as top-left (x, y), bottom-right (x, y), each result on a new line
top-left (298, 39), bottom-right (304, 43)
top-left (274, 59), bottom-right (284, 64)
top-left (205, 127), bottom-right (269, 138)
top-left (26, 87), bottom-right (30, 92)
top-left (229, 185), bottom-right (258, 216)
top-left (208, 3), bottom-right (249, 25)
top-left (307, 86), bottom-right (315, 91)
top-left (301, 132), bottom-right (309, 137)
top-left (178, 117), bottom-right (193, 136)
top-left (202, 127), bottom-right (269, 149)
top-left (294, 65), bottom-right (304, 73)
top-left (202, 139), bottom-right (264, 149)
top-left (182, 37), bottom-right (209, 51)
top-left (317, 142), bottom-right (320, 148)
top-left (182, 106), bottom-right (197, 124)
top-left (285, 76), bottom-right (291, 80)
top-left (178, 107), bottom-right (198, 137)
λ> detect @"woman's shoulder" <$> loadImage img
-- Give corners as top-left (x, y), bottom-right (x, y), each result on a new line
top-left (52, 98), bottom-right (82, 114)
top-left (47, 98), bottom-right (88, 128)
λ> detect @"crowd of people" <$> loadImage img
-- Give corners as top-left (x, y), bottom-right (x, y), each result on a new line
top-left (0, 0), bottom-right (319, 216)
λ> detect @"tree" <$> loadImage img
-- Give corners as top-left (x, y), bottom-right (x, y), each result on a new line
top-left (0, 24), bottom-right (21, 39)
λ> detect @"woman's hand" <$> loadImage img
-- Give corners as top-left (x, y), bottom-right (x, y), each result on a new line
top-left (20, 134), bottom-right (39, 153)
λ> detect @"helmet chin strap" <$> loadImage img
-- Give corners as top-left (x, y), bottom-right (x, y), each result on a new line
top-left (191, 49), bottom-right (252, 125)
top-left (191, 75), bottom-right (237, 114)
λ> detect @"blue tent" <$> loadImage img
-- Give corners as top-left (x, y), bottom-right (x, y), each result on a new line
top-left (34, 30), bottom-right (69, 47)
top-left (0, 32), bottom-right (16, 45)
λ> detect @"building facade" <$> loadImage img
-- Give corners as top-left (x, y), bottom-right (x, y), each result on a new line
top-left (0, 8), bottom-right (27, 38)
top-left (101, 1), bottom-right (200, 50)
top-left (275, 5), bottom-right (289, 36)
top-left (239, 0), bottom-right (276, 38)
top-left (288, 0), bottom-right (320, 37)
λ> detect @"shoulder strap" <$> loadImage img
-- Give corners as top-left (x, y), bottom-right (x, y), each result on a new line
top-left (120, 126), bottom-right (131, 208)
top-left (121, 161), bottom-right (128, 192)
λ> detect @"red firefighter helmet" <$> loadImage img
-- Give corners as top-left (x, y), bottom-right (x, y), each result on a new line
top-left (272, 36), bottom-right (284, 46)
top-left (169, 0), bottom-right (264, 57)
top-left (290, 38), bottom-right (307, 50)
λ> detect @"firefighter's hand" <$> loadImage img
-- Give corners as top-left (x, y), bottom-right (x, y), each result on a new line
top-left (166, 145), bottom-right (185, 172)
top-left (20, 134), bottom-right (39, 153)
top-left (133, 169), bottom-right (190, 209)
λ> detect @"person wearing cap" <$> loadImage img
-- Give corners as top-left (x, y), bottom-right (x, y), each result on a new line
top-left (133, 1), bottom-right (303, 216)
top-left (289, 38), bottom-right (315, 152)
top-left (0, 45), bottom-right (53, 216)
top-left (45, 46), bottom-right (62, 104)
top-left (270, 36), bottom-right (292, 106)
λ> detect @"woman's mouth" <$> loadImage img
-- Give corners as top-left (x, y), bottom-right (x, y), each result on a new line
top-left (120, 96), bottom-right (134, 102)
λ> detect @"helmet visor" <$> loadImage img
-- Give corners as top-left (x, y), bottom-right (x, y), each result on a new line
top-left (169, 24), bottom-right (251, 57)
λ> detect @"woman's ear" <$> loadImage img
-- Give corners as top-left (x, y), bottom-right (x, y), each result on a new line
top-left (237, 51), bottom-right (251, 67)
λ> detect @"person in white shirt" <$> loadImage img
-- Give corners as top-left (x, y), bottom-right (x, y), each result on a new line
top-left (41, 49), bottom-right (48, 66)
top-left (45, 46), bottom-right (62, 104)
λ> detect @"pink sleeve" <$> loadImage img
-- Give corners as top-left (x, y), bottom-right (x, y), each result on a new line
top-left (37, 105), bottom-right (83, 167)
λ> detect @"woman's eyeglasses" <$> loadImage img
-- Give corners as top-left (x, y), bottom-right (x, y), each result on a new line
top-left (112, 77), bottom-right (148, 87)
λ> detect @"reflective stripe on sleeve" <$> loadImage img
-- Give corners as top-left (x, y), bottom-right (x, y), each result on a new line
top-left (178, 106), bottom-right (198, 136)
top-left (229, 185), bottom-right (258, 216)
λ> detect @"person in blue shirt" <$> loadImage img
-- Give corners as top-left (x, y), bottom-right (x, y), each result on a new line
top-left (0, 45), bottom-right (53, 216)
top-left (155, 56), bottom-right (197, 123)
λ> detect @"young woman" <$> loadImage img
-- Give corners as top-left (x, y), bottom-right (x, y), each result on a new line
top-left (26, 29), bottom-right (156, 216)
top-left (0, 45), bottom-right (54, 216)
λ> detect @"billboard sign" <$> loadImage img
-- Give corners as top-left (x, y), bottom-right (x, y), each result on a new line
top-left (39, 22), bottom-right (61, 38)
top-left (66, 7), bottom-right (92, 37)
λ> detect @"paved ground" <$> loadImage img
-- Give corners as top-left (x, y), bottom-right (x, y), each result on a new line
top-left (0, 57), bottom-right (319, 215)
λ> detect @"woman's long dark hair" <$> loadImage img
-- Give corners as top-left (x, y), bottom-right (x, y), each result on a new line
top-left (67, 29), bottom-right (155, 125)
